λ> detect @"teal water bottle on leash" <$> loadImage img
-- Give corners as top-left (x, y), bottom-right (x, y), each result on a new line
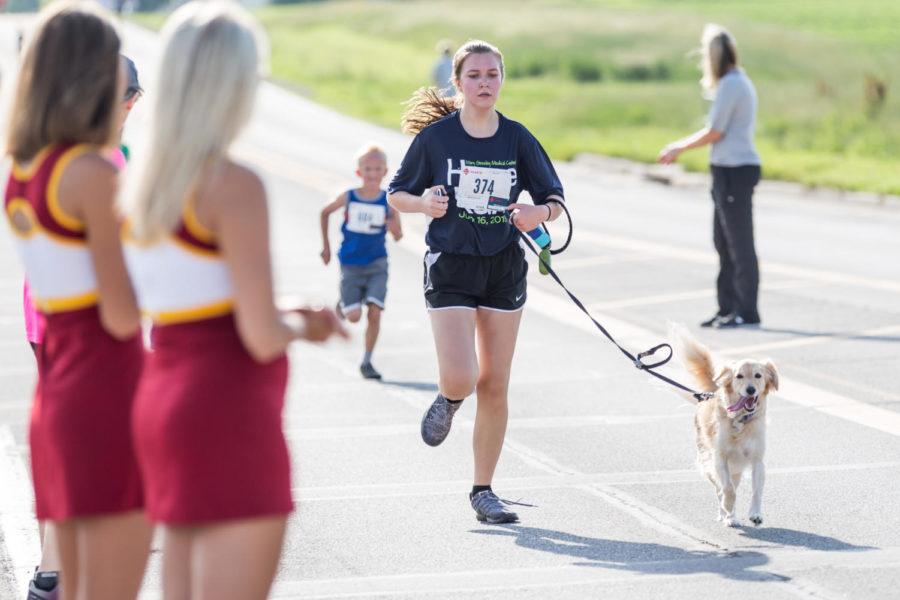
top-left (510, 202), bottom-right (571, 276)
top-left (526, 226), bottom-right (552, 275)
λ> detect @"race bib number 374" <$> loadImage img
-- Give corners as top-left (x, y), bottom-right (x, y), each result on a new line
top-left (455, 166), bottom-right (512, 212)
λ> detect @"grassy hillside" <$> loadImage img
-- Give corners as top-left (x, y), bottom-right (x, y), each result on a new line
top-left (133, 0), bottom-right (900, 194)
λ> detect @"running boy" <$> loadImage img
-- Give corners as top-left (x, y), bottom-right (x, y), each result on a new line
top-left (320, 144), bottom-right (402, 380)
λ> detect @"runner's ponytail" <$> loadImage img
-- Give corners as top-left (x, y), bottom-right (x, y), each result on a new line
top-left (401, 87), bottom-right (458, 135)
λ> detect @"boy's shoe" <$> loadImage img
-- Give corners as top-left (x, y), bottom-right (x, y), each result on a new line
top-left (712, 313), bottom-right (760, 329)
top-left (27, 570), bottom-right (59, 600)
top-left (470, 490), bottom-right (519, 524)
top-left (360, 362), bottom-right (382, 380)
top-left (420, 394), bottom-right (461, 446)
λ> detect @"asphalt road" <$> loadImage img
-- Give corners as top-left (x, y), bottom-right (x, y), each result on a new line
top-left (1, 17), bottom-right (899, 600)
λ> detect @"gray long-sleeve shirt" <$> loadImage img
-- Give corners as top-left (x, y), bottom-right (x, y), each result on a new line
top-left (707, 69), bottom-right (761, 167)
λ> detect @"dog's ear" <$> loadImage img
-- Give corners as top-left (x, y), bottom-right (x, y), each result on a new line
top-left (714, 365), bottom-right (733, 388)
top-left (764, 360), bottom-right (779, 391)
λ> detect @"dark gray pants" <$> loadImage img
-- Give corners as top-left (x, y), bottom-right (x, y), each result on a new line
top-left (711, 164), bottom-right (761, 322)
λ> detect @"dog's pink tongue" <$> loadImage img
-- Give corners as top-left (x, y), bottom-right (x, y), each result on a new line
top-left (728, 396), bottom-right (753, 412)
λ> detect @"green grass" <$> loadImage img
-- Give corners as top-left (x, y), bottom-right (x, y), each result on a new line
top-left (132, 0), bottom-right (900, 194)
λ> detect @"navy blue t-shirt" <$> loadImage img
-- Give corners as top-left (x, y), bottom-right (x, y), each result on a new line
top-left (388, 111), bottom-right (564, 256)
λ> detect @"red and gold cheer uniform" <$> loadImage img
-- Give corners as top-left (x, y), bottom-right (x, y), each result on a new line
top-left (4, 144), bottom-right (144, 519)
top-left (125, 199), bottom-right (292, 524)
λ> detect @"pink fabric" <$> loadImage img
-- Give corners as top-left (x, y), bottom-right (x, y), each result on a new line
top-left (23, 281), bottom-right (45, 345)
top-left (108, 147), bottom-right (127, 170)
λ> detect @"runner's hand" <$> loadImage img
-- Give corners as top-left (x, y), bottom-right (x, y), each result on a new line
top-left (296, 306), bottom-right (348, 342)
top-left (508, 203), bottom-right (546, 232)
top-left (320, 247), bottom-right (331, 265)
top-left (420, 186), bottom-right (448, 218)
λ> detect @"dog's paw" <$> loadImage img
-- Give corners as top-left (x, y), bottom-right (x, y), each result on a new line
top-left (723, 516), bottom-right (740, 527)
top-left (749, 513), bottom-right (763, 526)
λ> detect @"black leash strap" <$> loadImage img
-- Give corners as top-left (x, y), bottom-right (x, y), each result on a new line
top-left (519, 229), bottom-right (714, 403)
top-left (544, 199), bottom-right (573, 256)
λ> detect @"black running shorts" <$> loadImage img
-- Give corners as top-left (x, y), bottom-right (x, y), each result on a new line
top-left (423, 242), bottom-right (527, 311)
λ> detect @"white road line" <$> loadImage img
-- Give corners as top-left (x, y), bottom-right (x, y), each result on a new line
top-left (786, 362), bottom-right (900, 403)
top-left (521, 283), bottom-right (900, 438)
top-left (291, 365), bottom-right (603, 391)
top-left (0, 425), bottom-right (40, 593)
top-left (285, 413), bottom-right (695, 440)
top-left (292, 460), bottom-right (900, 502)
top-left (776, 379), bottom-right (900, 438)
top-left (234, 143), bottom-right (350, 194)
top-left (0, 366), bottom-right (34, 377)
top-left (577, 230), bottom-right (900, 294)
top-left (585, 280), bottom-right (808, 312)
top-left (721, 323), bottom-right (900, 356)
top-left (500, 436), bottom-right (730, 552)
top-left (263, 546), bottom-right (898, 599)
top-left (0, 341), bottom-right (34, 350)
top-left (549, 253), bottom-right (657, 271)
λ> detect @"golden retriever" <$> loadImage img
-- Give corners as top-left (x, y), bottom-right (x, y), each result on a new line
top-left (672, 325), bottom-right (779, 527)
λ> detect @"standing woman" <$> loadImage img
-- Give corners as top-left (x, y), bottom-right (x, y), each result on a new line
top-left (3, 3), bottom-right (151, 599)
top-left (123, 3), bottom-right (345, 599)
top-left (658, 24), bottom-right (762, 329)
top-left (388, 40), bottom-right (565, 524)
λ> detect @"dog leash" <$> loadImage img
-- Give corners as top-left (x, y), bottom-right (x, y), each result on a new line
top-left (518, 204), bottom-right (714, 403)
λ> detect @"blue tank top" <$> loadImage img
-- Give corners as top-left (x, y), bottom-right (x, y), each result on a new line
top-left (338, 189), bottom-right (389, 266)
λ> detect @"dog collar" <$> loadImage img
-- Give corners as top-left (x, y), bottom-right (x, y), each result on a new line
top-left (737, 412), bottom-right (756, 424)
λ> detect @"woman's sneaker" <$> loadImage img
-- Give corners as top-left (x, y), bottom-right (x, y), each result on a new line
top-left (27, 570), bottom-right (59, 600)
top-left (420, 394), bottom-right (461, 446)
top-left (359, 362), bottom-right (382, 380)
top-left (470, 490), bottom-right (519, 524)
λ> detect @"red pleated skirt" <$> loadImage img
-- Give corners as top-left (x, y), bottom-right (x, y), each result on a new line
top-left (133, 314), bottom-right (293, 524)
top-left (31, 306), bottom-right (144, 520)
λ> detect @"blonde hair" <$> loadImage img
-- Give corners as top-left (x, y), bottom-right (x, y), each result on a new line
top-left (700, 23), bottom-right (738, 93)
top-left (355, 143), bottom-right (387, 166)
top-left (402, 39), bottom-right (504, 134)
top-left (5, 1), bottom-right (121, 162)
top-left (126, 0), bottom-right (264, 242)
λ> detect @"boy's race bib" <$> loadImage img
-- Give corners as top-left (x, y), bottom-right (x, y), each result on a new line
top-left (346, 202), bottom-right (386, 234)
top-left (455, 165), bottom-right (512, 212)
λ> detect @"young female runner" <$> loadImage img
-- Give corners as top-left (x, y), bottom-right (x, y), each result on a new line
top-left (388, 40), bottom-right (565, 524)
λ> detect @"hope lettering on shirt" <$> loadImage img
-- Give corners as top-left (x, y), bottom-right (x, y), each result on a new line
top-left (346, 202), bottom-right (386, 234)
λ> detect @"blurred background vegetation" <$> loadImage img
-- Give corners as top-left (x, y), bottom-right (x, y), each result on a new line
top-left (132, 0), bottom-right (900, 194)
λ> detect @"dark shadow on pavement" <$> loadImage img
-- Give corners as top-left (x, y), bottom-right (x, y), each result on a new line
top-left (379, 379), bottom-right (439, 392)
top-left (471, 524), bottom-right (869, 583)
top-left (737, 526), bottom-right (876, 551)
